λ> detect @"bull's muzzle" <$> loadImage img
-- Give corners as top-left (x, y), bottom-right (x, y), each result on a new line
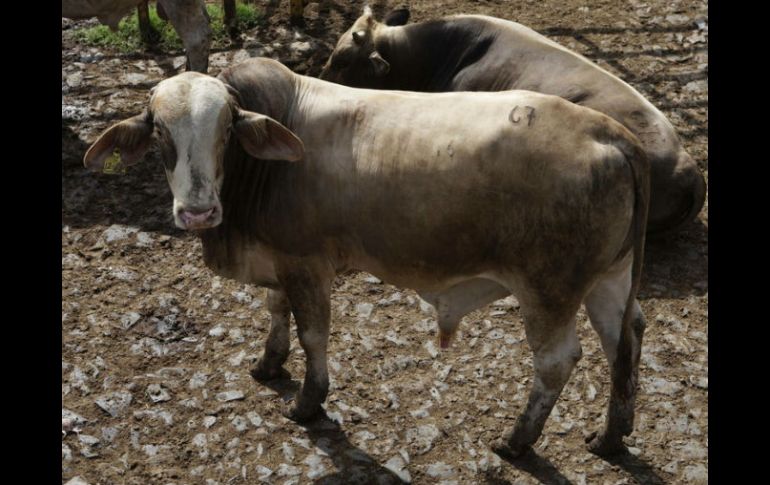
top-left (177, 206), bottom-right (218, 230)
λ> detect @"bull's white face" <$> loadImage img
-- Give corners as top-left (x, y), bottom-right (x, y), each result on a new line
top-left (83, 72), bottom-right (305, 232)
top-left (151, 74), bottom-right (231, 230)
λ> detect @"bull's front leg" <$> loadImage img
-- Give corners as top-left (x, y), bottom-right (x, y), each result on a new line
top-left (276, 261), bottom-right (334, 423)
top-left (250, 289), bottom-right (292, 381)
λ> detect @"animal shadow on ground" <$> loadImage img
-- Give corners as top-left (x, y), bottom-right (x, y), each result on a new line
top-left (258, 375), bottom-right (408, 484)
top-left (492, 446), bottom-right (666, 485)
top-left (492, 447), bottom-right (573, 485)
top-left (600, 449), bottom-right (666, 485)
top-left (640, 218), bottom-right (708, 300)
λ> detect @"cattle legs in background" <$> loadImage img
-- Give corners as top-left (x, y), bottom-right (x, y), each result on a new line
top-left (157, 0), bottom-right (211, 72)
top-left (223, 0), bottom-right (239, 42)
top-left (289, 0), bottom-right (311, 26)
top-left (136, 0), bottom-right (241, 71)
top-left (137, 1), bottom-right (160, 45)
top-left (583, 262), bottom-right (646, 455)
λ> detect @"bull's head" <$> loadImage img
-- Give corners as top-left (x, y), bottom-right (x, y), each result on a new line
top-left (83, 72), bottom-right (304, 231)
top-left (319, 6), bottom-right (410, 86)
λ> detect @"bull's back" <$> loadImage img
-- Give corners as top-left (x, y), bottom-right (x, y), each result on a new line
top-left (448, 16), bottom-right (678, 156)
top-left (303, 88), bottom-right (637, 286)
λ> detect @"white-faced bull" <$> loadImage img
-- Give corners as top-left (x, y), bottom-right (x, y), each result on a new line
top-left (320, 6), bottom-right (703, 236)
top-left (84, 58), bottom-right (650, 457)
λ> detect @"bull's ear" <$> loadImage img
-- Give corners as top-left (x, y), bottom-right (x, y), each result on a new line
top-left (234, 110), bottom-right (304, 162)
top-left (83, 112), bottom-right (153, 173)
top-left (384, 8), bottom-right (410, 26)
top-left (369, 51), bottom-right (390, 76)
top-left (362, 5), bottom-right (376, 27)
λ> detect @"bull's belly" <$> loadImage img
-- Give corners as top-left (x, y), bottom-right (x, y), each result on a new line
top-left (346, 250), bottom-right (505, 294)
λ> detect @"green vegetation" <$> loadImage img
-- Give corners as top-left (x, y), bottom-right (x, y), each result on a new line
top-left (72, 2), bottom-right (262, 53)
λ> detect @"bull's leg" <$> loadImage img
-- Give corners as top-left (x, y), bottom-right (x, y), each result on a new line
top-left (583, 262), bottom-right (646, 456)
top-left (494, 302), bottom-right (582, 458)
top-left (250, 289), bottom-right (292, 381)
top-left (137, 0), bottom-right (160, 45)
top-left (278, 264), bottom-right (333, 423)
top-left (157, 0), bottom-right (211, 72)
top-left (420, 278), bottom-right (510, 349)
top-left (223, 0), bottom-right (239, 41)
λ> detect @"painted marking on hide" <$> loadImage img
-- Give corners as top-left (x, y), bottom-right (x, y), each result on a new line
top-left (509, 106), bottom-right (537, 127)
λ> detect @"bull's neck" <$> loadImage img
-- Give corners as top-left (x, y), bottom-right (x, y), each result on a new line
top-left (203, 63), bottom-right (318, 258)
top-left (220, 61), bottom-right (300, 127)
top-left (377, 19), bottom-right (492, 92)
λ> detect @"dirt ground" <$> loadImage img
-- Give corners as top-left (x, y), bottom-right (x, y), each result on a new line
top-left (61, 1), bottom-right (708, 483)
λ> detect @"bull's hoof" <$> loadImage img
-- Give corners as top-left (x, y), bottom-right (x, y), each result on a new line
top-left (281, 401), bottom-right (325, 423)
top-left (250, 363), bottom-right (291, 382)
top-left (585, 430), bottom-right (626, 457)
top-left (491, 438), bottom-right (530, 460)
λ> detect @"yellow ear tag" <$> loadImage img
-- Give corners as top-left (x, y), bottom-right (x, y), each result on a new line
top-left (102, 149), bottom-right (126, 175)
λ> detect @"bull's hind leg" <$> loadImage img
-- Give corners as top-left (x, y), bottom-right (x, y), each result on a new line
top-left (494, 300), bottom-right (583, 458)
top-left (583, 261), bottom-right (646, 456)
top-left (251, 289), bottom-right (292, 381)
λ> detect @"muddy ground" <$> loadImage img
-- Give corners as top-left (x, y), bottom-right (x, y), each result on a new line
top-left (62, 1), bottom-right (708, 483)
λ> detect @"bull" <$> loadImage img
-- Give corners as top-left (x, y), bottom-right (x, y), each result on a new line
top-left (84, 58), bottom-right (649, 457)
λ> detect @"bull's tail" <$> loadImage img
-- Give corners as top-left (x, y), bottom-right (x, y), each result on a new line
top-left (615, 132), bottom-right (650, 400)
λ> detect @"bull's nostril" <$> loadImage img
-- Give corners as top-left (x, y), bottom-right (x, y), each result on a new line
top-left (179, 207), bottom-right (215, 227)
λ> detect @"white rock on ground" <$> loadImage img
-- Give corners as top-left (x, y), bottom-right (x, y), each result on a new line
top-left (203, 416), bottom-right (217, 428)
top-left (426, 462), bottom-right (455, 479)
top-left (276, 464), bottom-right (301, 477)
top-left (95, 391), bottom-right (132, 417)
top-left (102, 224), bottom-right (139, 243)
top-left (356, 302), bottom-right (374, 319)
top-left (423, 340), bottom-right (439, 358)
top-left (384, 455), bottom-right (412, 483)
top-left (406, 424), bottom-right (440, 454)
top-left (216, 390), bottom-right (245, 402)
top-left (146, 384), bottom-right (171, 403)
top-left (64, 477), bottom-right (90, 485)
top-left (683, 464), bottom-right (708, 483)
